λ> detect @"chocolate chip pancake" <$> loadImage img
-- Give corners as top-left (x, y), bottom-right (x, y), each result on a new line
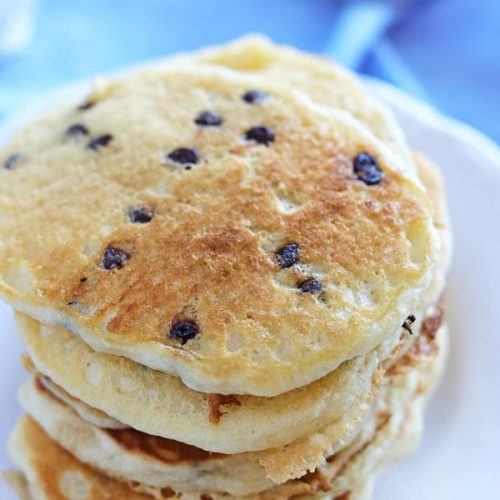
top-left (16, 315), bottom-right (447, 495)
top-left (1, 37), bottom-right (452, 500)
top-left (175, 35), bottom-right (411, 166)
top-left (0, 64), bottom-right (438, 396)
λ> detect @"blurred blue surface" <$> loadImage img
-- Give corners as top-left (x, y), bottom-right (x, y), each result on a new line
top-left (0, 0), bottom-right (499, 142)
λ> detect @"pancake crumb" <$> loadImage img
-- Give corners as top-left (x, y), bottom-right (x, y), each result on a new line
top-left (205, 394), bottom-right (241, 424)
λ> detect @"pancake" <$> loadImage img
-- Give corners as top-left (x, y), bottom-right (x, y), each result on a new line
top-left (308, 390), bottom-right (429, 500)
top-left (18, 377), bottom-right (272, 496)
top-left (16, 310), bottom-right (387, 454)
top-left (10, 318), bottom-right (446, 499)
top-left (8, 417), bottom-right (156, 500)
top-left (20, 355), bottom-right (126, 430)
top-left (0, 61), bottom-right (438, 397)
top-left (37, 375), bottom-right (128, 430)
top-left (7, 415), bottom-right (358, 500)
top-left (412, 151), bottom-right (452, 273)
top-left (176, 35), bottom-right (411, 166)
top-left (12, 148), bottom-right (448, 456)
top-left (17, 309), bottom-right (446, 492)
top-left (3, 408), bottom-right (410, 500)
top-left (3, 471), bottom-right (32, 500)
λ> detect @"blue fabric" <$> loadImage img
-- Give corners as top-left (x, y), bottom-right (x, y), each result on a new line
top-left (0, 0), bottom-right (498, 142)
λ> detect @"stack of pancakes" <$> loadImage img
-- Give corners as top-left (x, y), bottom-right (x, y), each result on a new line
top-left (0, 37), bottom-right (451, 499)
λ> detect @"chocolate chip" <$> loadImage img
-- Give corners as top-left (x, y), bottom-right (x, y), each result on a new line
top-left (167, 148), bottom-right (198, 166)
top-left (65, 123), bottom-right (89, 138)
top-left (244, 126), bottom-right (275, 145)
top-left (402, 314), bottom-right (416, 334)
top-left (298, 278), bottom-right (323, 295)
top-left (242, 89), bottom-right (268, 104)
top-left (2, 153), bottom-right (22, 170)
top-left (87, 134), bottom-right (113, 151)
top-left (67, 300), bottom-right (77, 306)
top-left (276, 243), bottom-right (300, 268)
top-left (80, 277), bottom-right (87, 283)
top-left (353, 153), bottom-right (383, 185)
top-left (78, 100), bottom-right (95, 111)
top-left (102, 246), bottom-right (129, 270)
top-left (195, 111), bottom-right (222, 127)
top-left (170, 320), bottom-right (199, 345)
top-left (128, 205), bottom-right (154, 223)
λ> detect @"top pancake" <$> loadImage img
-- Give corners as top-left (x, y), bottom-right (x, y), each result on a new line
top-left (177, 35), bottom-right (410, 165)
top-left (0, 61), bottom-right (438, 395)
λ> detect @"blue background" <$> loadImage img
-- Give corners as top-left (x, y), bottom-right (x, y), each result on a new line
top-left (1, 0), bottom-right (499, 142)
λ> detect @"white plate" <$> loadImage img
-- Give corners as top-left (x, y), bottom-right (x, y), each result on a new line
top-left (0, 74), bottom-right (499, 500)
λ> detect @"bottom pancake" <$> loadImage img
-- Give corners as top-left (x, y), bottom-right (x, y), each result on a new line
top-left (15, 322), bottom-right (447, 498)
top-left (3, 417), bottom-right (386, 500)
top-left (3, 471), bottom-right (31, 500)
top-left (8, 364), bottom-right (437, 500)
top-left (15, 296), bottom-right (446, 487)
top-left (8, 417), bottom-right (157, 500)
